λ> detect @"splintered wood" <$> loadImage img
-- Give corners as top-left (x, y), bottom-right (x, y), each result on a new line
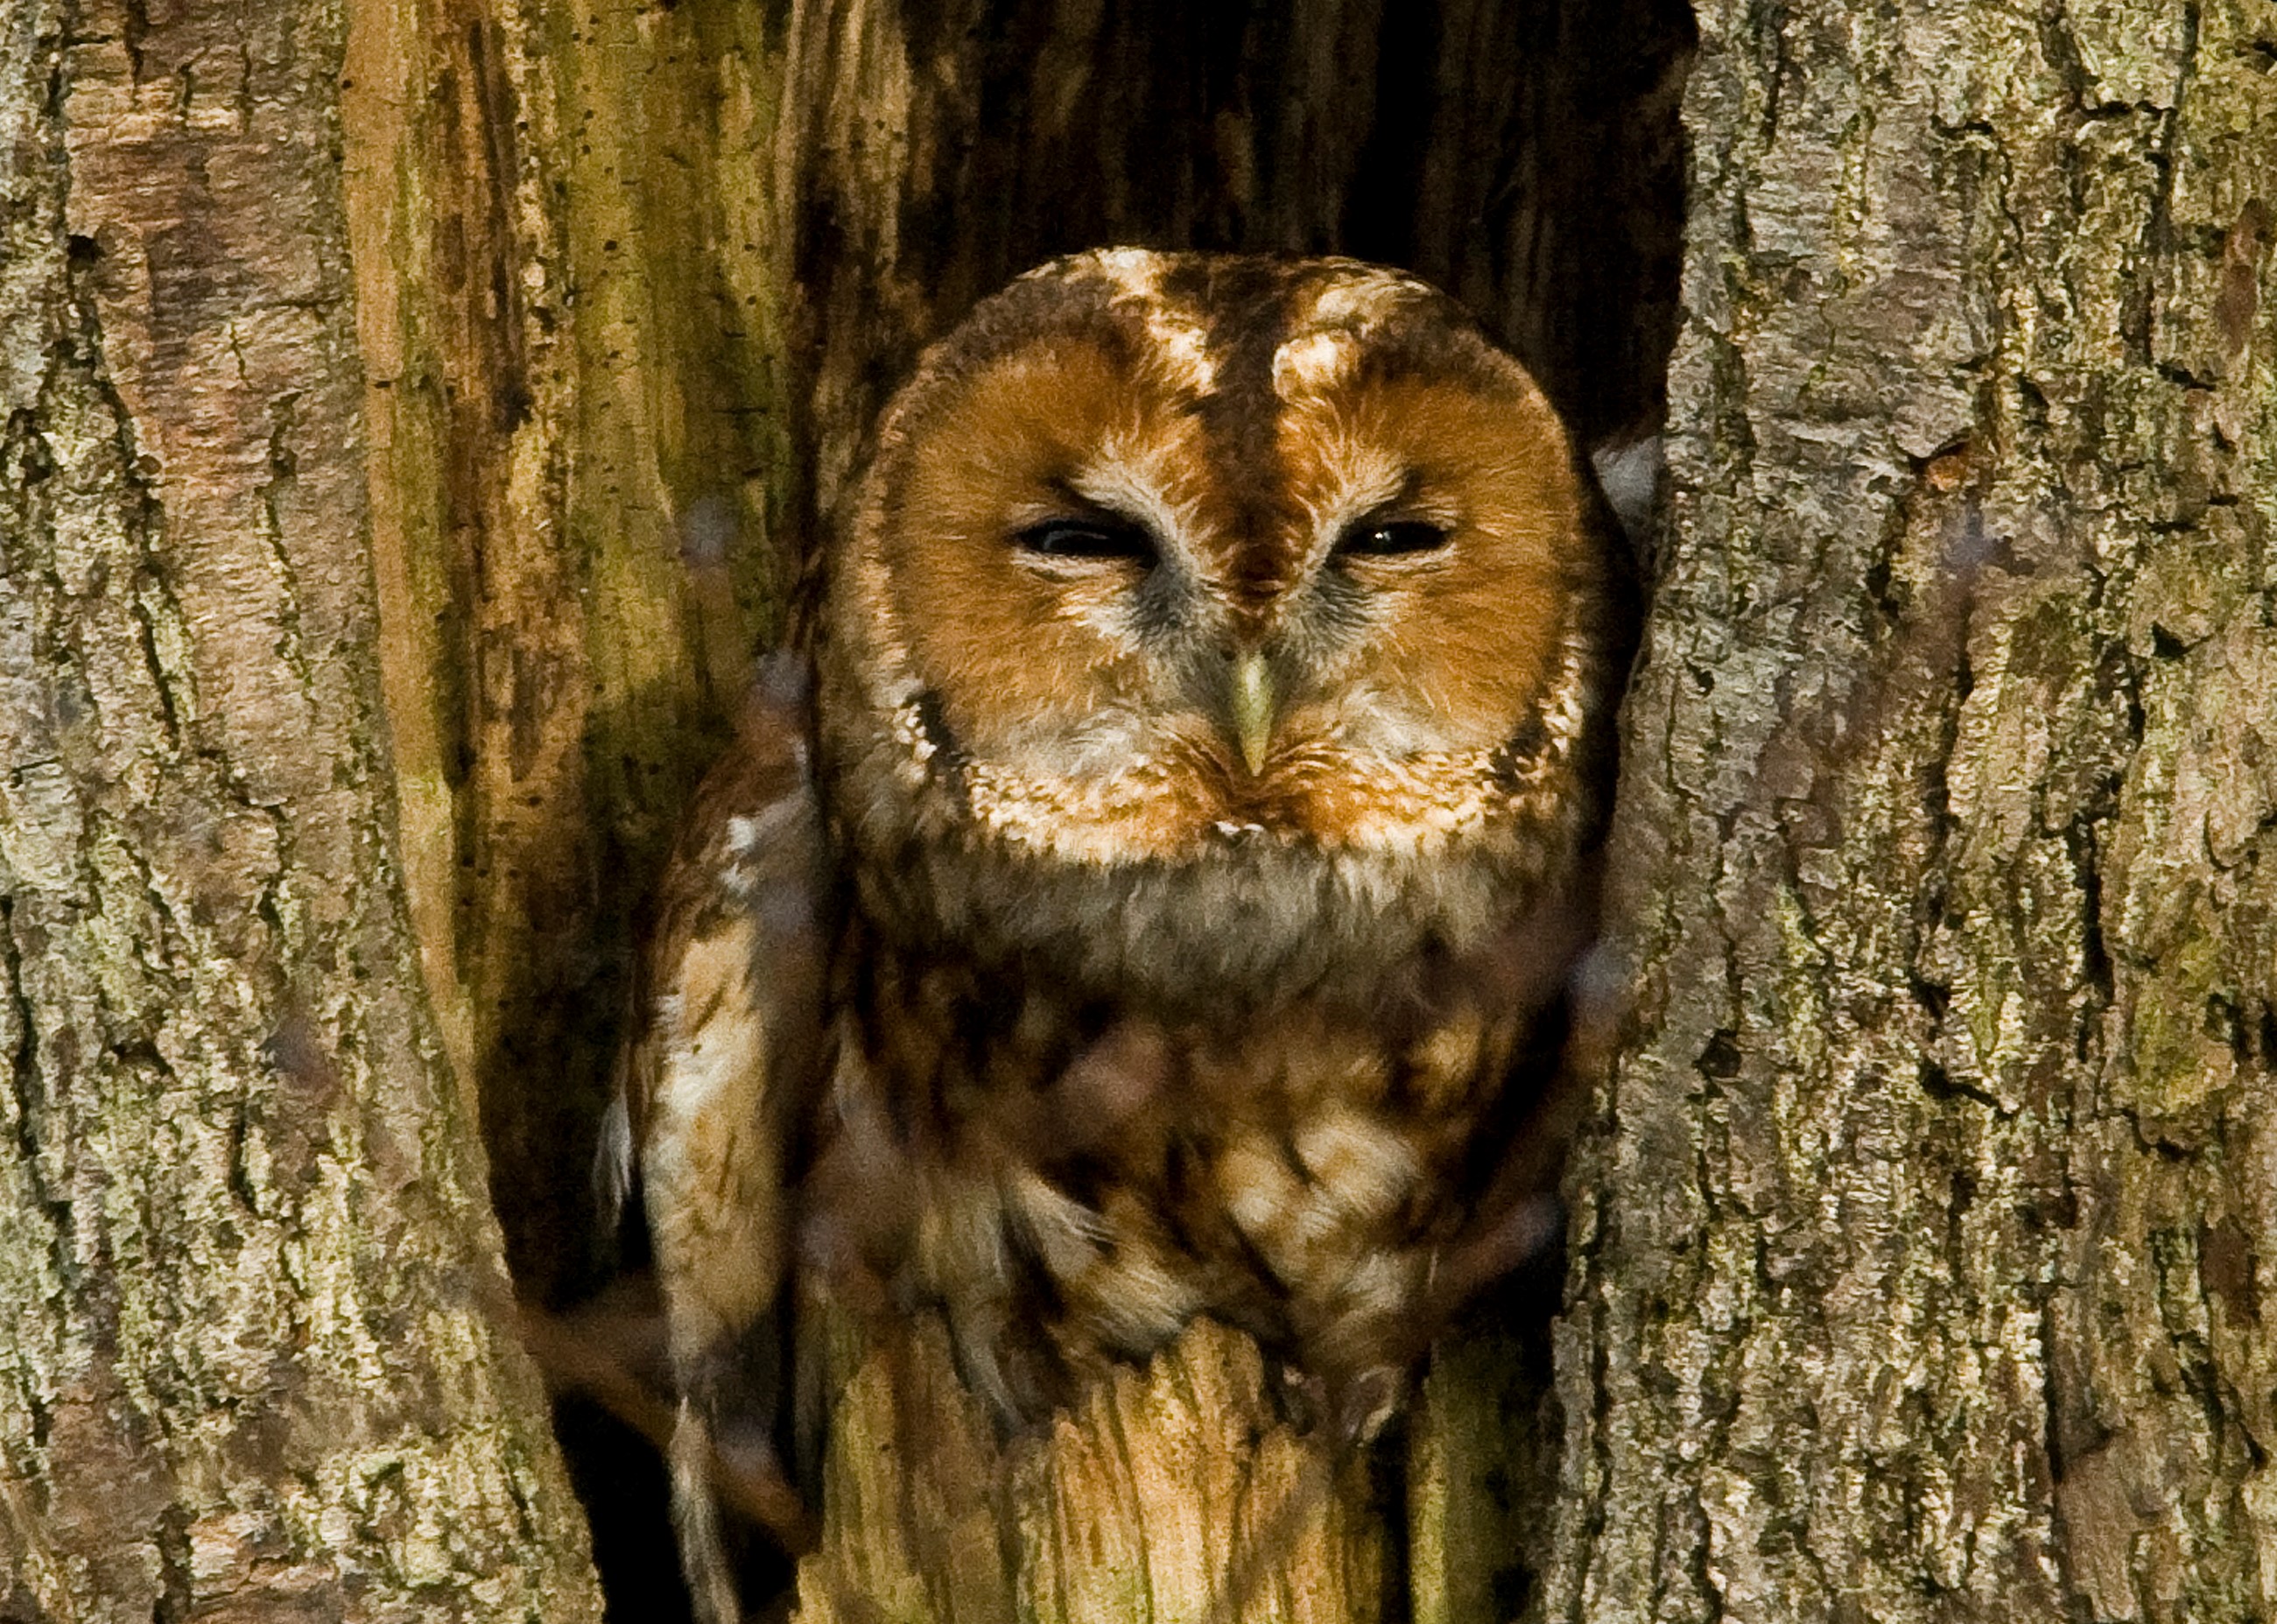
top-left (793, 1318), bottom-right (1384, 1624)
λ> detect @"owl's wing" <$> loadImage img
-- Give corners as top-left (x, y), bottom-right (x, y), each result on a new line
top-left (608, 657), bottom-right (832, 1621)
top-left (615, 656), bottom-right (831, 1355)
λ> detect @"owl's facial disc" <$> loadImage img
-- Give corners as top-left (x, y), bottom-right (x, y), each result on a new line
top-left (847, 283), bottom-right (1603, 860)
top-left (819, 250), bottom-right (1632, 1005)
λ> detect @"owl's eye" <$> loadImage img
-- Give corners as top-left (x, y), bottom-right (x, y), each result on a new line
top-left (1013, 517), bottom-right (1156, 564)
top-left (1336, 519), bottom-right (1451, 558)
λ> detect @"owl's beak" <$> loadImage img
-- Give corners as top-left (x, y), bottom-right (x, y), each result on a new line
top-left (1228, 651), bottom-right (1276, 777)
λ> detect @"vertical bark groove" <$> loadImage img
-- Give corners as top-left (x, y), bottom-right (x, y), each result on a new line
top-left (347, 0), bottom-right (799, 1306)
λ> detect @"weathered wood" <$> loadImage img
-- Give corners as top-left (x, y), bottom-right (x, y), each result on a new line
top-left (343, 0), bottom-right (796, 1306)
top-left (1550, 0), bottom-right (2277, 1619)
top-left (792, 1314), bottom-right (1384, 1624)
top-left (0, 0), bottom-right (604, 1613)
top-left (1408, 1318), bottom-right (1547, 1624)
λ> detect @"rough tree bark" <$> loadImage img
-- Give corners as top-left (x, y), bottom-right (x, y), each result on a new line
top-left (0, 0), bottom-right (604, 1616)
top-left (1547, 2), bottom-right (2277, 1620)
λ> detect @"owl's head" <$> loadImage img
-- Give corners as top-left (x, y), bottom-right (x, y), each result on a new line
top-left (815, 250), bottom-right (1634, 1015)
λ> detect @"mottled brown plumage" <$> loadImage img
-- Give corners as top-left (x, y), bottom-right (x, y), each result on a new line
top-left (618, 250), bottom-right (1635, 1620)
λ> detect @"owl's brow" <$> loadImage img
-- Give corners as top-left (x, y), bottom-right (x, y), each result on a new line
top-left (1052, 464), bottom-right (1198, 564)
top-left (1339, 463), bottom-right (1428, 522)
top-left (1038, 474), bottom-right (1127, 518)
top-left (1289, 448), bottom-right (1423, 566)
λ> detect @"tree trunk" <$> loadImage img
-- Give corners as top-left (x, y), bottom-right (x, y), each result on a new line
top-left (0, 0), bottom-right (603, 1615)
top-left (1547, 2), bottom-right (2277, 1620)
top-left (791, 1314), bottom-right (1387, 1624)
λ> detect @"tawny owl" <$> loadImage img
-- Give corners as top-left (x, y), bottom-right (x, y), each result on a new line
top-left (611, 249), bottom-right (1637, 1619)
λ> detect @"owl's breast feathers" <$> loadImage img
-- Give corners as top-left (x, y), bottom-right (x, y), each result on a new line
top-left (631, 662), bottom-right (1592, 1428)
top-left (813, 903), bottom-right (1581, 1424)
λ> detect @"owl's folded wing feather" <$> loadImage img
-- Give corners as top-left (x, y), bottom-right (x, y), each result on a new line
top-left (613, 658), bottom-right (833, 1376)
